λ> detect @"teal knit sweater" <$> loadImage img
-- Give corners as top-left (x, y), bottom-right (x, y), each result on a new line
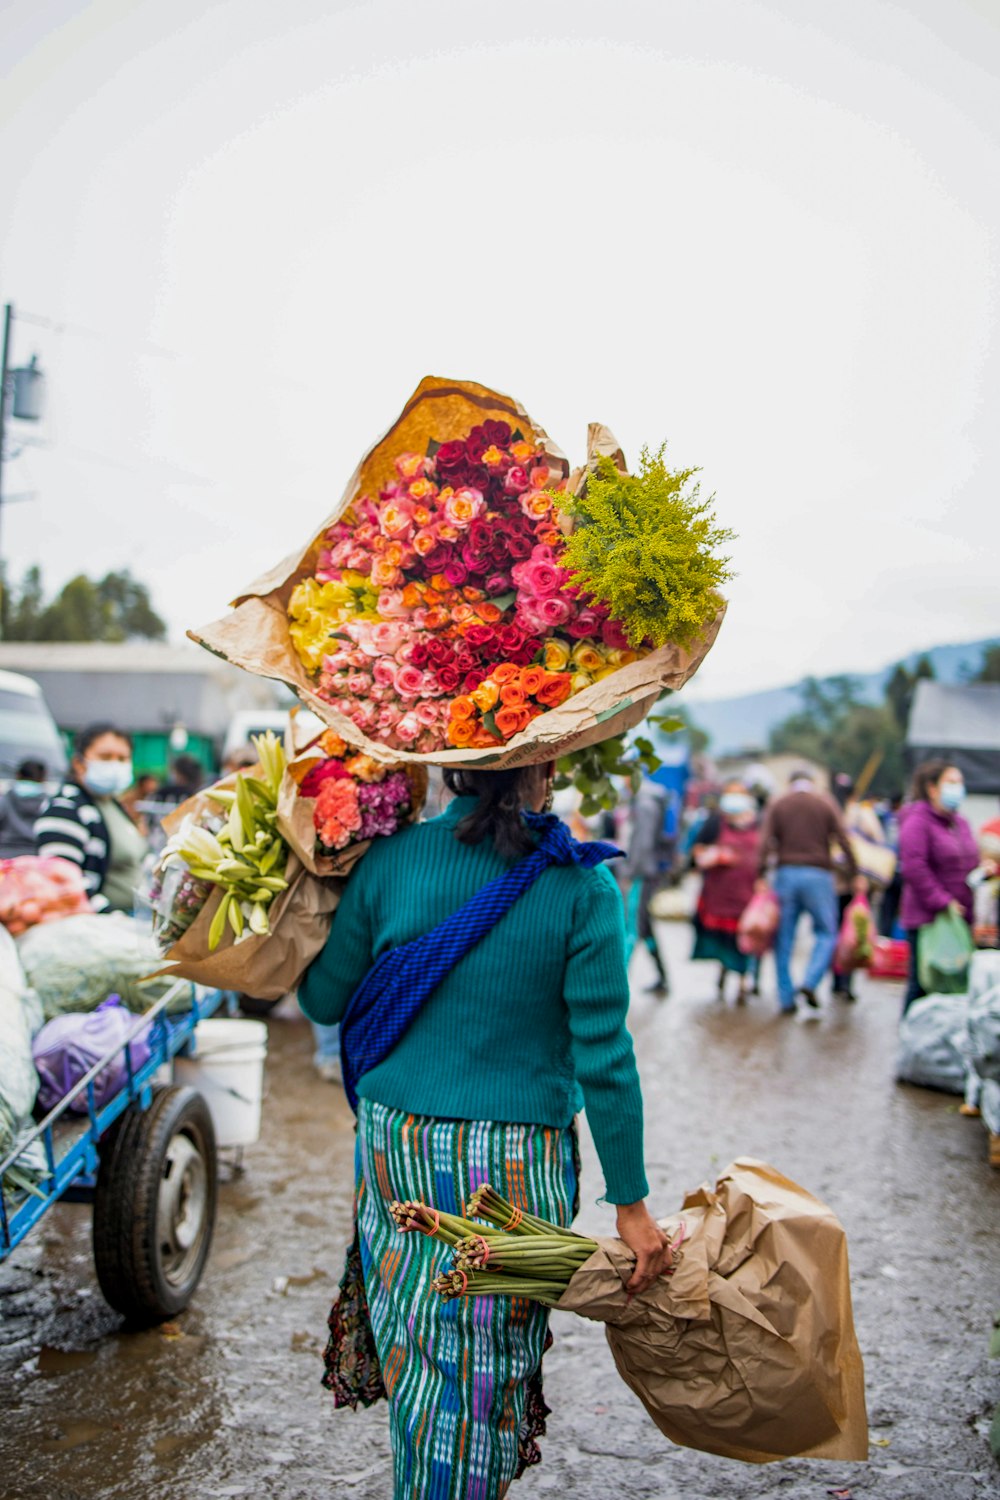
top-left (298, 796), bottom-right (648, 1204)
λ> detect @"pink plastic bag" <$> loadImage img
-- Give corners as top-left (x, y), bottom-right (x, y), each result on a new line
top-left (0, 856), bottom-right (91, 937)
top-left (737, 889), bottom-right (780, 956)
top-left (834, 894), bottom-right (875, 973)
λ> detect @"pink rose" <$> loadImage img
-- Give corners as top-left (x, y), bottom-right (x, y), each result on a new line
top-left (394, 664), bottom-right (425, 699)
top-left (538, 595), bottom-right (574, 628)
top-left (373, 657), bottom-right (398, 687)
top-left (347, 672), bottom-right (372, 696)
top-left (412, 526), bottom-right (440, 558)
top-left (415, 700), bottom-right (440, 728)
top-left (377, 705), bottom-right (402, 730)
top-left (372, 621), bottom-right (406, 655)
top-left (568, 609), bottom-right (604, 639)
top-left (346, 549), bottom-right (373, 573)
top-left (378, 590), bottom-right (409, 618)
top-left (485, 573), bottom-right (510, 595)
top-left (395, 712), bottom-right (421, 745)
top-left (503, 466), bottom-right (530, 495)
top-left (443, 487), bottom-right (486, 529)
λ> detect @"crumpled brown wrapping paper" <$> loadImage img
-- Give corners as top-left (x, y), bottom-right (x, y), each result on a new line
top-left (189, 376), bottom-right (725, 769)
top-left (153, 853), bottom-right (341, 1000)
top-left (556, 1158), bottom-right (868, 1464)
top-left (153, 768), bottom-right (341, 999)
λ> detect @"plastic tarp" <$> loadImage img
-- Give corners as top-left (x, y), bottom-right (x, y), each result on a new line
top-left (0, 927), bottom-right (44, 1193)
top-left (16, 913), bottom-right (194, 1021)
top-left (896, 993), bottom-right (970, 1095)
top-left (965, 951), bottom-right (1000, 1131)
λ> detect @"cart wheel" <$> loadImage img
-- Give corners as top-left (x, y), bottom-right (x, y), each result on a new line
top-left (93, 1085), bottom-right (218, 1325)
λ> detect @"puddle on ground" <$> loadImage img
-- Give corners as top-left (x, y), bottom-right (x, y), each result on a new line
top-left (41, 1419), bottom-right (108, 1451)
top-left (37, 1346), bottom-right (100, 1375)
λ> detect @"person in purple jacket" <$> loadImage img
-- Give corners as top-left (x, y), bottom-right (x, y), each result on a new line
top-left (898, 760), bottom-right (979, 1011)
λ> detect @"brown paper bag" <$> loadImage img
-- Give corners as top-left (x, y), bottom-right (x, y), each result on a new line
top-left (190, 375), bottom-right (725, 769)
top-left (154, 853), bottom-right (341, 1000)
top-left (556, 1158), bottom-right (868, 1465)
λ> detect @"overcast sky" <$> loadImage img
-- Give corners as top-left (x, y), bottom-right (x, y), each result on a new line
top-left (1, 0), bottom-right (997, 701)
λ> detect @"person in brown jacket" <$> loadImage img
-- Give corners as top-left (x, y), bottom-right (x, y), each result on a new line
top-left (757, 770), bottom-right (862, 1015)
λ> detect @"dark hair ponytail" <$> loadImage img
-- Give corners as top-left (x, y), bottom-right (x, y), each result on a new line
top-left (442, 766), bottom-right (539, 860)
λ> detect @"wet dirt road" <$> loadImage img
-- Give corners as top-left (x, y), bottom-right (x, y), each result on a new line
top-left (2, 919), bottom-right (998, 1500)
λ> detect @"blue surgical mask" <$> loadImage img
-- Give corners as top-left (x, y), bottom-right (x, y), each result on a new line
top-left (13, 780), bottom-right (42, 797)
top-left (939, 781), bottom-right (965, 812)
top-left (720, 792), bottom-right (755, 817)
top-left (83, 759), bottom-right (133, 799)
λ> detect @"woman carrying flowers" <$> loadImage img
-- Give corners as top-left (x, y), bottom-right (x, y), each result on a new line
top-left (298, 764), bottom-right (671, 1498)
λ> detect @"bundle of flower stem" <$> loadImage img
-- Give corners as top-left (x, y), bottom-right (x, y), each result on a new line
top-left (391, 1184), bottom-right (600, 1305)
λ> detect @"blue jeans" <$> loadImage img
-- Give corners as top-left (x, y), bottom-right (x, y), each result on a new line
top-left (310, 1020), bottom-right (340, 1065)
top-left (772, 865), bottom-right (839, 1009)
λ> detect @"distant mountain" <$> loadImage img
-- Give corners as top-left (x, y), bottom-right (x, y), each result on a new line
top-left (687, 637), bottom-right (999, 756)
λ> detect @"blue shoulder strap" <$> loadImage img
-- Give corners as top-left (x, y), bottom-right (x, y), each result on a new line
top-left (339, 812), bottom-right (622, 1111)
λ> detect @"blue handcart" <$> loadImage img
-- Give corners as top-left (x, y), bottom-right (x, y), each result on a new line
top-left (0, 983), bottom-right (224, 1326)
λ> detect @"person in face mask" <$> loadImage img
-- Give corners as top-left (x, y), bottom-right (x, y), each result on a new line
top-left (34, 722), bottom-right (149, 913)
top-left (898, 760), bottom-right (979, 1011)
top-left (0, 760), bottom-right (48, 858)
top-left (691, 779), bottom-right (761, 1003)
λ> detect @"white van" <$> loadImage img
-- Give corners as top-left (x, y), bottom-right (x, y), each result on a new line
top-left (0, 669), bottom-right (68, 790)
top-left (222, 707), bottom-right (325, 765)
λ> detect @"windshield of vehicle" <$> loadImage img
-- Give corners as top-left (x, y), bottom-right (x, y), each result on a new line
top-left (0, 689), bottom-right (68, 779)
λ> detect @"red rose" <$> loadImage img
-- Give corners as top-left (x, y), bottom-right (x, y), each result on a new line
top-left (435, 439), bottom-right (468, 474)
top-left (497, 625), bottom-right (525, 653)
top-left (465, 428), bottom-right (488, 462)
top-left (435, 665), bottom-right (461, 692)
top-left (482, 419), bottom-right (512, 447)
top-left (408, 641), bottom-right (429, 668)
top-left (427, 639), bottom-right (451, 667)
top-left (464, 624), bottom-right (498, 650)
top-left (424, 545), bottom-right (453, 573)
top-left (506, 532), bottom-right (532, 560)
top-left (463, 669), bottom-right (488, 693)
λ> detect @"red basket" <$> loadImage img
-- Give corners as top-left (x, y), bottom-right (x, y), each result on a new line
top-left (868, 937), bottom-right (910, 981)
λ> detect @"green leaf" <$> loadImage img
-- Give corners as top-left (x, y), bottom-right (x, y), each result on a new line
top-left (487, 591), bottom-right (517, 612)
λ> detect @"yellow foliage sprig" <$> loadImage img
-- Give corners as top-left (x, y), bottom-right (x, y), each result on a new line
top-left (553, 446), bottom-right (734, 648)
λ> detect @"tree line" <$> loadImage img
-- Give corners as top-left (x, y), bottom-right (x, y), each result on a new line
top-left (0, 565), bottom-right (166, 643)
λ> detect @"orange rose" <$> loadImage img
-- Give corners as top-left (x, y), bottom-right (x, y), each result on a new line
top-left (472, 680), bottom-right (500, 713)
top-left (371, 557), bottom-right (403, 588)
top-left (423, 607), bottom-right (451, 631)
top-left (461, 586), bottom-right (486, 603)
top-left (494, 705), bottom-right (532, 739)
top-left (429, 573), bottom-right (450, 593)
top-left (449, 696), bottom-right (477, 722)
top-left (500, 683), bottom-right (527, 708)
top-left (536, 673), bottom-right (574, 708)
top-left (384, 541), bottom-right (405, 568)
top-left (472, 728), bottom-right (504, 748)
top-left (447, 718), bottom-right (477, 747)
top-left (478, 603), bottom-right (503, 625)
top-left (521, 491), bottom-right (551, 519)
top-left (319, 730), bottom-right (349, 757)
top-left (408, 477), bottom-right (436, 502)
top-left (401, 582), bottom-right (424, 609)
top-left (510, 440), bottom-right (536, 465)
top-left (492, 664), bottom-right (519, 685)
top-left (520, 666), bottom-right (547, 697)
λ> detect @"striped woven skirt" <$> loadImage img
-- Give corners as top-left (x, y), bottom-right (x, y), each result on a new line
top-left (353, 1097), bottom-right (578, 1500)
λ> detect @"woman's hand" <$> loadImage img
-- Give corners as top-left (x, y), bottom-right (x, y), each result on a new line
top-left (615, 1200), bottom-right (673, 1296)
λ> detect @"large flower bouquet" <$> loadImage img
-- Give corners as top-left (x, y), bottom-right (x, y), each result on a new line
top-left (287, 419), bottom-right (644, 755)
top-left (192, 378), bottom-right (729, 768)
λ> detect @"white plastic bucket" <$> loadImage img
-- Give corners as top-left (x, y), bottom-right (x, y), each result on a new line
top-left (174, 1018), bottom-right (268, 1148)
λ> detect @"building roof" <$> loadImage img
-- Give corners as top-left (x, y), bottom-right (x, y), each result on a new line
top-left (908, 681), bottom-right (1000, 751)
top-left (0, 641), bottom-right (281, 736)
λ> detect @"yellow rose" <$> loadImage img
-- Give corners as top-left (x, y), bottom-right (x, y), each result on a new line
top-left (570, 670), bottom-right (593, 694)
top-left (472, 680), bottom-right (501, 713)
top-left (570, 643), bottom-right (604, 674)
top-left (542, 638), bottom-right (571, 672)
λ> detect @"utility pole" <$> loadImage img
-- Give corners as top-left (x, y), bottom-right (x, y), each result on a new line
top-left (0, 302), bottom-right (12, 612)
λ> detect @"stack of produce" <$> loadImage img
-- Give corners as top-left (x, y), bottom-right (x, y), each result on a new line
top-left (390, 1159), bottom-right (868, 1465)
top-left (0, 857), bottom-right (91, 936)
top-left (153, 732), bottom-right (290, 952)
top-left (192, 378), bottom-right (729, 770)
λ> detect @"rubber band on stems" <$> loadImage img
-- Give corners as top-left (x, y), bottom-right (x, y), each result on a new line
top-left (507, 1207), bottom-right (523, 1230)
top-left (418, 1209), bottom-right (441, 1237)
